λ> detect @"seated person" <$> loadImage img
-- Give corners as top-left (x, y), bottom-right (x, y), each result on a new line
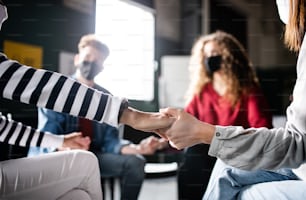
top-left (159, 2), bottom-right (306, 199)
top-left (28, 34), bottom-right (164, 200)
top-left (178, 30), bottom-right (273, 200)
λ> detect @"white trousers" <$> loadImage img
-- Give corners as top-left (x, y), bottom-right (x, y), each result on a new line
top-left (0, 150), bottom-right (102, 200)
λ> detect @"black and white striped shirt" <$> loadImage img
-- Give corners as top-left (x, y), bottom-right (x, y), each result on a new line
top-left (0, 53), bottom-right (123, 148)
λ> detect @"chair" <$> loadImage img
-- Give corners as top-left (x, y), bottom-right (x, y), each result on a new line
top-left (101, 177), bottom-right (120, 200)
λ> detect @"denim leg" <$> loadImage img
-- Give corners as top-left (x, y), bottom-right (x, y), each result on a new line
top-left (203, 159), bottom-right (299, 200)
top-left (239, 180), bottom-right (306, 200)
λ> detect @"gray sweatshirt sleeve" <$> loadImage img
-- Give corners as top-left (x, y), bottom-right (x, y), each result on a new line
top-left (208, 33), bottom-right (306, 171)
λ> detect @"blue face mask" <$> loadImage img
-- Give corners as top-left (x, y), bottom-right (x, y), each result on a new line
top-left (78, 61), bottom-right (102, 80)
top-left (204, 55), bottom-right (222, 74)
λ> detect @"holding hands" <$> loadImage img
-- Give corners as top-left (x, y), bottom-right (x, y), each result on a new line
top-left (119, 106), bottom-right (216, 150)
top-left (137, 136), bottom-right (166, 155)
top-left (62, 132), bottom-right (91, 150)
top-left (157, 108), bottom-right (216, 150)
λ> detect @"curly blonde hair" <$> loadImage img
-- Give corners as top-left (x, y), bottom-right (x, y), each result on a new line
top-left (185, 31), bottom-right (259, 106)
top-left (284, 0), bottom-right (305, 52)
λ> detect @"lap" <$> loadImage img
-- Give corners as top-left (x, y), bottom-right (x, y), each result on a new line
top-left (0, 150), bottom-right (101, 200)
top-left (239, 180), bottom-right (306, 200)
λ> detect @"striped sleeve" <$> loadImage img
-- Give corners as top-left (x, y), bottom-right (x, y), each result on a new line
top-left (0, 114), bottom-right (63, 148)
top-left (0, 53), bottom-right (123, 127)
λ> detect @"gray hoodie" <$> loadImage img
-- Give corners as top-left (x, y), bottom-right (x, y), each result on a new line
top-left (208, 33), bottom-right (306, 180)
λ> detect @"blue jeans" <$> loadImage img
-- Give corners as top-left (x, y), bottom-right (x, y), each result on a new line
top-left (203, 159), bottom-right (302, 200)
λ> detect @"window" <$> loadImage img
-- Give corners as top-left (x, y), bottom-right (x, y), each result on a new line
top-left (95, 0), bottom-right (155, 101)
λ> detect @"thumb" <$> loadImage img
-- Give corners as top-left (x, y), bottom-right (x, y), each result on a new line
top-left (71, 132), bottom-right (82, 137)
top-left (159, 107), bottom-right (181, 118)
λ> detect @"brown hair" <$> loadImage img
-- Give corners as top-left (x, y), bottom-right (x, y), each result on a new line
top-left (185, 30), bottom-right (259, 106)
top-left (78, 34), bottom-right (110, 58)
top-left (284, 0), bottom-right (305, 52)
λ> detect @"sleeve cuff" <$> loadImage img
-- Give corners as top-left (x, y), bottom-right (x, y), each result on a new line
top-left (208, 125), bottom-right (225, 157)
top-left (40, 132), bottom-right (64, 148)
top-left (102, 96), bottom-right (125, 128)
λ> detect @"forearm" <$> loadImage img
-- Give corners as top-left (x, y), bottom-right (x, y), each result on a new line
top-left (119, 107), bottom-right (140, 126)
top-left (119, 107), bottom-right (175, 133)
top-left (209, 125), bottom-right (306, 170)
top-left (0, 114), bottom-right (63, 148)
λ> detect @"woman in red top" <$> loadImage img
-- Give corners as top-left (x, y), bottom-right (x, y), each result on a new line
top-left (178, 30), bottom-right (273, 200)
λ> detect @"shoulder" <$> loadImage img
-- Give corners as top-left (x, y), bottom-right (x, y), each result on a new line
top-left (0, 53), bottom-right (8, 62)
top-left (93, 83), bottom-right (112, 95)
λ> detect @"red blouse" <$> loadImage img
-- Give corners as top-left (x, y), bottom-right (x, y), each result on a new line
top-left (185, 83), bottom-right (273, 128)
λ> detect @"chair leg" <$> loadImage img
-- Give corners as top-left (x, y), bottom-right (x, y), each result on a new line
top-left (101, 178), bottom-right (106, 200)
top-left (101, 177), bottom-right (117, 200)
top-left (110, 177), bottom-right (114, 200)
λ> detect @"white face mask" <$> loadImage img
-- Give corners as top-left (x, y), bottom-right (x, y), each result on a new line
top-left (0, 4), bottom-right (7, 30)
top-left (276, 0), bottom-right (289, 24)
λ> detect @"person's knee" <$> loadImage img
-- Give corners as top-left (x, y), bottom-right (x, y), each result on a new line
top-left (128, 155), bottom-right (145, 169)
top-left (72, 150), bottom-right (98, 162)
top-left (218, 168), bottom-right (241, 187)
top-left (69, 150), bottom-right (100, 172)
top-left (125, 155), bottom-right (145, 178)
top-left (58, 189), bottom-right (91, 200)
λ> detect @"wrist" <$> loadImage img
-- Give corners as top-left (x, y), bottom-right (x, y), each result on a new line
top-left (118, 98), bottom-right (129, 123)
top-left (119, 106), bottom-right (139, 126)
top-left (199, 122), bottom-right (215, 144)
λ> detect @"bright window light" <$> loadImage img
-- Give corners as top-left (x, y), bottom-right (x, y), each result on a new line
top-left (95, 0), bottom-right (155, 101)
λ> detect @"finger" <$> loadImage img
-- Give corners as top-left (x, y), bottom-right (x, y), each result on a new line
top-left (159, 138), bottom-right (168, 143)
top-left (169, 141), bottom-right (183, 150)
top-left (83, 136), bottom-right (91, 143)
top-left (153, 130), bottom-right (168, 140)
top-left (169, 141), bottom-right (177, 149)
top-left (68, 132), bottom-right (82, 138)
top-left (159, 107), bottom-right (181, 117)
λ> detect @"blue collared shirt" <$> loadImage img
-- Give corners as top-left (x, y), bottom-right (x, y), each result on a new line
top-left (28, 82), bottom-right (130, 157)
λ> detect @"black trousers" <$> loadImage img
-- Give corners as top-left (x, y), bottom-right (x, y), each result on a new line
top-left (178, 144), bottom-right (217, 200)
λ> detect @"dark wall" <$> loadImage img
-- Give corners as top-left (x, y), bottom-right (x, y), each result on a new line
top-left (0, 0), bottom-right (96, 159)
top-left (257, 67), bottom-right (296, 115)
top-left (0, 0), bottom-right (95, 71)
top-left (0, 0), bottom-right (95, 125)
top-left (210, 0), bottom-right (247, 48)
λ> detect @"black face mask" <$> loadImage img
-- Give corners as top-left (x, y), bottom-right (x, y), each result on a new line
top-left (204, 55), bottom-right (222, 74)
top-left (78, 61), bottom-right (101, 80)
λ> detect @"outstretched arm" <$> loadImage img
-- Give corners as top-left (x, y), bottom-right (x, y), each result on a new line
top-left (0, 53), bottom-right (174, 133)
top-left (119, 107), bottom-right (174, 135)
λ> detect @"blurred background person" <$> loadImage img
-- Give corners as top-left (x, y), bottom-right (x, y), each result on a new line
top-left (28, 34), bottom-right (165, 200)
top-left (177, 30), bottom-right (273, 200)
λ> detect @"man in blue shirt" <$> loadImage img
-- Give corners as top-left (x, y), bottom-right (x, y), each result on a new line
top-left (28, 34), bottom-right (165, 200)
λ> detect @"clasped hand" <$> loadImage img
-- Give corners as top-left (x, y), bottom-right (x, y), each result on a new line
top-left (61, 107), bottom-right (216, 151)
top-left (62, 132), bottom-right (91, 150)
top-left (155, 108), bottom-right (216, 150)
